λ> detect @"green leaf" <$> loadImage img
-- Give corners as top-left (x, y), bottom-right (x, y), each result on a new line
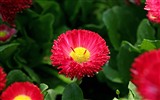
top-left (103, 6), bottom-right (142, 50)
top-left (42, 43), bottom-right (53, 65)
top-left (25, 9), bottom-right (40, 18)
top-left (36, 1), bottom-right (59, 14)
top-left (54, 25), bottom-right (70, 40)
top-left (136, 19), bottom-right (155, 45)
top-left (140, 39), bottom-right (156, 51)
top-left (97, 71), bottom-right (129, 96)
top-left (16, 9), bottom-right (40, 27)
top-left (128, 90), bottom-right (135, 100)
top-left (113, 88), bottom-right (139, 100)
top-left (35, 0), bottom-right (63, 27)
top-left (44, 89), bottom-right (57, 100)
top-left (79, 0), bottom-right (94, 22)
top-left (40, 66), bottom-right (73, 84)
top-left (54, 85), bottom-right (65, 94)
top-left (40, 83), bottom-right (49, 93)
top-left (103, 6), bottom-right (121, 50)
top-left (6, 70), bottom-right (31, 86)
top-left (17, 39), bottom-right (43, 67)
top-left (81, 24), bottom-right (104, 33)
top-left (117, 41), bottom-right (138, 84)
top-left (138, 39), bottom-right (160, 51)
top-left (0, 43), bottom-right (19, 61)
top-left (128, 81), bottom-right (141, 100)
top-left (14, 50), bottom-right (27, 65)
top-left (113, 97), bottom-right (128, 100)
top-left (106, 0), bottom-right (125, 7)
top-left (62, 82), bottom-right (83, 100)
top-left (23, 66), bottom-right (40, 83)
top-left (103, 63), bottom-right (122, 83)
top-left (125, 42), bottom-right (141, 53)
top-left (29, 14), bottom-right (54, 43)
top-left (152, 40), bottom-right (160, 48)
top-left (64, 0), bottom-right (81, 22)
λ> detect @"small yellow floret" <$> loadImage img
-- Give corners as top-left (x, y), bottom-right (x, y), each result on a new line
top-left (14, 95), bottom-right (31, 100)
top-left (70, 47), bottom-right (90, 63)
top-left (0, 31), bottom-right (7, 37)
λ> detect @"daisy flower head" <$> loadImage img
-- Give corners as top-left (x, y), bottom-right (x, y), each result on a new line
top-left (144, 0), bottom-right (160, 23)
top-left (0, 0), bottom-right (32, 27)
top-left (131, 49), bottom-right (160, 100)
top-left (1, 82), bottom-right (44, 100)
top-left (0, 24), bottom-right (16, 42)
top-left (50, 29), bottom-right (110, 79)
top-left (0, 66), bottom-right (6, 92)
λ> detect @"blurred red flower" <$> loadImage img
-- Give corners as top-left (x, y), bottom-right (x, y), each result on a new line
top-left (134, 0), bottom-right (141, 5)
top-left (144, 0), bottom-right (160, 23)
top-left (0, 66), bottom-right (6, 92)
top-left (0, 0), bottom-right (32, 26)
top-left (50, 29), bottom-right (110, 79)
top-left (128, 0), bottom-right (141, 5)
top-left (0, 24), bottom-right (16, 42)
top-left (1, 82), bottom-right (43, 100)
top-left (131, 49), bottom-right (160, 100)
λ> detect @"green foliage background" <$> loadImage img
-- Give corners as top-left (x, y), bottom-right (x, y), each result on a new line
top-left (0, 0), bottom-right (158, 100)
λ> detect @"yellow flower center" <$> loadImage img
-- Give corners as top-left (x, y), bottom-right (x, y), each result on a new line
top-left (14, 95), bottom-right (31, 100)
top-left (70, 47), bottom-right (90, 63)
top-left (0, 31), bottom-right (7, 37)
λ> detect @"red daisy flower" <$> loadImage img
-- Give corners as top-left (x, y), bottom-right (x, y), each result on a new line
top-left (131, 49), bottom-right (160, 100)
top-left (0, 24), bottom-right (16, 42)
top-left (144, 0), bottom-right (160, 23)
top-left (1, 82), bottom-right (44, 100)
top-left (50, 29), bottom-right (110, 79)
top-left (0, 66), bottom-right (6, 92)
top-left (0, 0), bottom-right (32, 26)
